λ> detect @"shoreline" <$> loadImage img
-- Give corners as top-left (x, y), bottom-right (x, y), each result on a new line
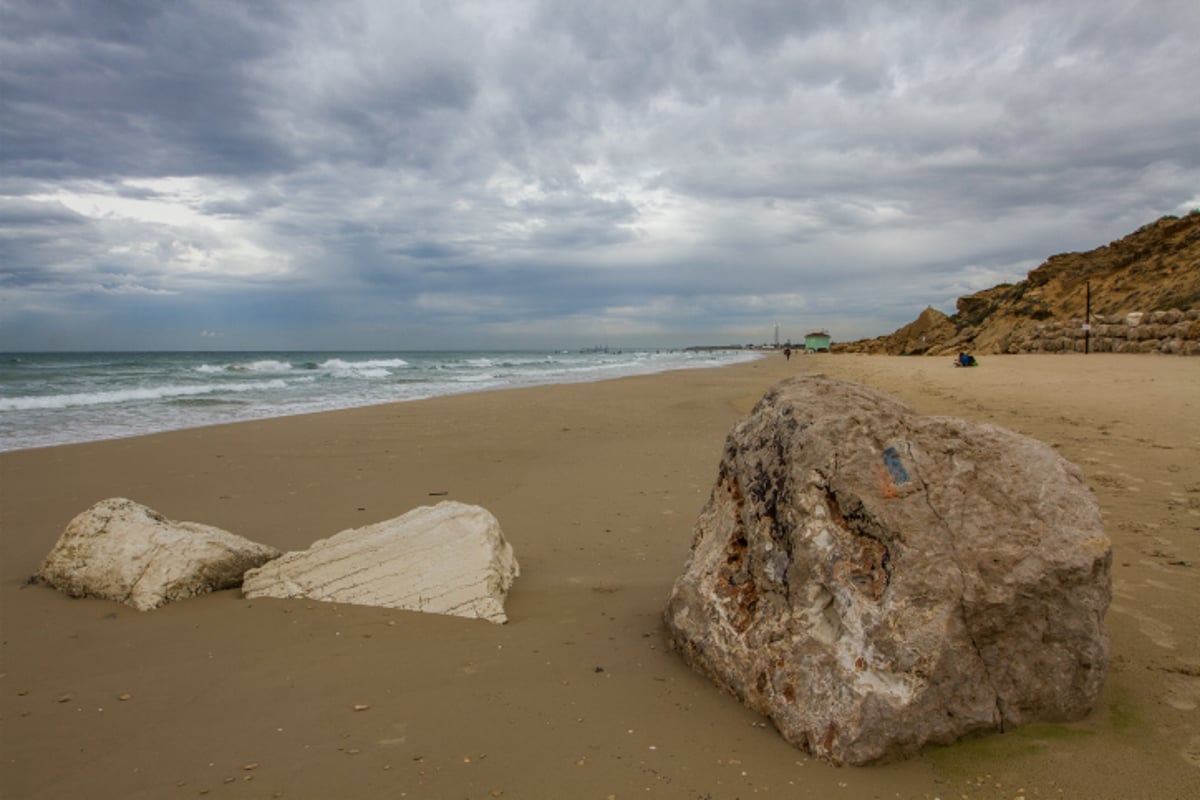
top-left (2, 354), bottom-right (1197, 798)
top-left (0, 349), bottom-right (762, 454)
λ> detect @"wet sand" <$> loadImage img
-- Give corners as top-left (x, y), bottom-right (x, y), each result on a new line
top-left (2, 354), bottom-right (1197, 799)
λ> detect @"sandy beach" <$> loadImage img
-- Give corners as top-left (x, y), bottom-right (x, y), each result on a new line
top-left (2, 354), bottom-right (1198, 800)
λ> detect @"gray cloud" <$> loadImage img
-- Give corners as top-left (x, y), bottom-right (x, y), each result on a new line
top-left (2, 0), bottom-right (1198, 351)
top-left (2, 0), bottom-right (297, 180)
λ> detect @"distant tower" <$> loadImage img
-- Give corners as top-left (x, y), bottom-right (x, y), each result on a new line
top-left (773, 323), bottom-right (780, 347)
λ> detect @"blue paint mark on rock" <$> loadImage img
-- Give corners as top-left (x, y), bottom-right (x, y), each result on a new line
top-left (882, 447), bottom-right (910, 485)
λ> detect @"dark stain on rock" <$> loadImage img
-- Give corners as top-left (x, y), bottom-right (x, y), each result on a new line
top-left (824, 485), bottom-right (892, 601)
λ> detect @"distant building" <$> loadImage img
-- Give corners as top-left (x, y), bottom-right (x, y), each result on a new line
top-left (804, 331), bottom-right (832, 352)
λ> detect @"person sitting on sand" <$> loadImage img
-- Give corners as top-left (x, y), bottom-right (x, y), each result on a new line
top-left (954, 352), bottom-right (977, 367)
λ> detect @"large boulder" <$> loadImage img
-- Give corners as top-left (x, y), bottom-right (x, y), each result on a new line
top-left (35, 498), bottom-right (281, 611)
top-left (242, 501), bottom-right (519, 624)
top-left (663, 376), bottom-right (1111, 765)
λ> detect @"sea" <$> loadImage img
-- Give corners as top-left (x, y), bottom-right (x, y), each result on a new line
top-left (0, 349), bottom-right (760, 452)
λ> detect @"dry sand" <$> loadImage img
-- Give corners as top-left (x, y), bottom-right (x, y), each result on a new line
top-left (1, 353), bottom-right (1197, 799)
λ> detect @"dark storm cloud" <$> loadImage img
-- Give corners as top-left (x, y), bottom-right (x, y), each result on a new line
top-left (2, 0), bottom-right (1198, 350)
top-left (1, 0), bottom-right (296, 179)
top-left (0, 197), bottom-right (100, 276)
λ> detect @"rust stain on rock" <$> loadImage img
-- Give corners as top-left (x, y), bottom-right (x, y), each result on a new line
top-left (831, 535), bottom-right (889, 601)
top-left (715, 569), bottom-right (759, 633)
top-left (821, 722), bottom-right (840, 763)
top-left (875, 463), bottom-right (899, 498)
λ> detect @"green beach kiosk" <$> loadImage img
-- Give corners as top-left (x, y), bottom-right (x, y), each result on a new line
top-left (804, 331), bottom-right (831, 352)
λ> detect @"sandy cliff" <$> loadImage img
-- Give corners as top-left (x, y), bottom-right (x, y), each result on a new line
top-left (837, 211), bottom-right (1200, 355)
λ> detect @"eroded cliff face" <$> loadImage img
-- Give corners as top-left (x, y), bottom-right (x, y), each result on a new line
top-left (838, 212), bottom-right (1200, 355)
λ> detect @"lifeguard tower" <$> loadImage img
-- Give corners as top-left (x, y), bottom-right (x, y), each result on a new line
top-left (804, 331), bottom-right (831, 352)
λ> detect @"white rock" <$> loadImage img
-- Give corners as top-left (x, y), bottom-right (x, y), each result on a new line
top-left (242, 501), bottom-right (519, 624)
top-left (35, 498), bottom-right (281, 611)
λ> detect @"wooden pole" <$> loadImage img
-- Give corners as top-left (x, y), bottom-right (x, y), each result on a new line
top-left (1085, 281), bottom-right (1091, 354)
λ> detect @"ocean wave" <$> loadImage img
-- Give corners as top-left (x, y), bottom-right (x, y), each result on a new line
top-left (0, 379), bottom-right (290, 411)
top-left (194, 359), bottom-right (293, 374)
top-left (457, 355), bottom-right (563, 370)
top-left (320, 358), bottom-right (409, 371)
top-left (1, 349), bottom-right (763, 451)
top-left (192, 357), bottom-right (409, 376)
top-left (166, 397), bottom-right (249, 407)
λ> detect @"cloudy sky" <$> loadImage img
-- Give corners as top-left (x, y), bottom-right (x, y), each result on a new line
top-left (2, 1), bottom-right (1198, 351)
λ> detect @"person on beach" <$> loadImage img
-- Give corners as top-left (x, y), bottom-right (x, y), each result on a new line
top-left (784, 347), bottom-right (792, 361)
top-left (954, 352), bottom-right (977, 367)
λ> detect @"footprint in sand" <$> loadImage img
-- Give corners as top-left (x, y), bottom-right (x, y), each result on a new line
top-left (377, 722), bottom-right (407, 747)
top-left (1164, 675), bottom-right (1199, 712)
top-left (1090, 473), bottom-right (1126, 490)
top-left (1108, 602), bottom-right (1177, 649)
top-left (1139, 536), bottom-right (1181, 560)
top-left (1185, 736), bottom-right (1200, 769)
top-left (1118, 520), bottom-right (1159, 535)
top-left (1144, 578), bottom-right (1185, 592)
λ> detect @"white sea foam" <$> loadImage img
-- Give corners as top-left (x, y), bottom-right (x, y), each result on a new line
top-left (0, 379), bottom-right (290, 411)
top-left (243, 360), bottom-right (294, 372)
top-left (0, 349), bottom-right (761, 451)
top-left (194, 359), bottom-right (293, 374)
top-left (320, 358), bottom-right (409, 371)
